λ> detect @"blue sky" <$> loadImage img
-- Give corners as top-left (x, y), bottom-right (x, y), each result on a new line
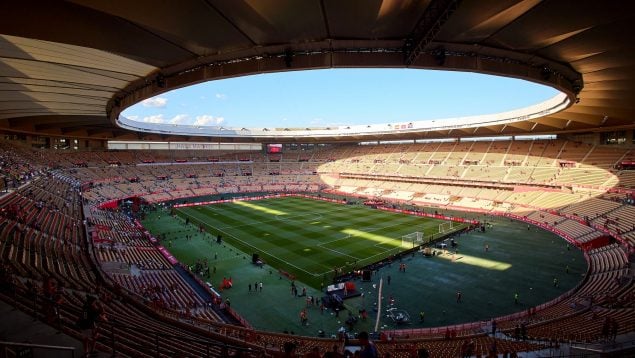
top-left (121, 68), bottom-right (559, 128)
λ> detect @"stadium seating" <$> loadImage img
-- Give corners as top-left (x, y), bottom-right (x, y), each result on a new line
top-left (0, 138), bottom-right (633, 357)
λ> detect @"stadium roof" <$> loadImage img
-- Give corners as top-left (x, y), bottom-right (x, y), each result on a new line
top-left (0, 0), bottom-right (634, 143)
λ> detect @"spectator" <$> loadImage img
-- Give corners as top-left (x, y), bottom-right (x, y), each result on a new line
top-left (276, 341), bottom-right (297, 357)
top-left (357, 331), bottom-right (378, 358)
top-left (78, 295), bottom-right (107, 357)
top-left (324, 344), bottom-right (345, 358)
top-left (305, 346), bottom-right (320, 358)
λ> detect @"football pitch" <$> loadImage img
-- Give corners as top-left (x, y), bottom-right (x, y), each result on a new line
top-left (175, 196), bottom-right (466, 287)
top-left (142, 196), bottom-right (587, 334)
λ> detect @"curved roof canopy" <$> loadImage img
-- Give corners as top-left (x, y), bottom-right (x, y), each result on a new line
top-left (0, 0), bottom-right (633, 143)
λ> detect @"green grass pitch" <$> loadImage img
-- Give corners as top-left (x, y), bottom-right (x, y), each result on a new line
top-left (175, 196), bottom-right (466, 288)
top-left (142, 196), bottom-right (587, 335)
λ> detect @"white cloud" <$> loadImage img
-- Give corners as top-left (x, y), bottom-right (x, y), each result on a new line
top-left (215, 93), bottom-right (228, 100)
top-left (141, 97), bottom-right (168, 108)
top-left (193, 115), bottom-right (224, 126)
top-left (126, 115), bottom-right (139, 121)
top-left (142, 114), bottom-right (165, 123)
top-left (169, 114), bottom-right (189, 124)
top-left (136, 114), bottom-right (222, 126)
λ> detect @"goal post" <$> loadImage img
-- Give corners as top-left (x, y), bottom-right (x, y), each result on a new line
top-left (438, 221), bottom-right (453, 234)
top-left (401, 231), bottom-right (424, 248)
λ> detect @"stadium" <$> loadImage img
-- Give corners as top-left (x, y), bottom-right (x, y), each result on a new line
top-left (0, 1), bottom-right (634, 357)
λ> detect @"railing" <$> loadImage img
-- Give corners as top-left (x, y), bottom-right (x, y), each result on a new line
top-left (570, 338), bottom-right (635, 355)
top-left (84, 227), bottom-right (259, 342)
top-left (80, 181), bottom-right (627, 345)
top-left (375, 206), bottom-right (595, 341)
top-left (0, 341), bottom-right (75, 358)
top-left (0, 284), bottom-right (259, 358)
top-left (100, 318), bottom-right (258, 358)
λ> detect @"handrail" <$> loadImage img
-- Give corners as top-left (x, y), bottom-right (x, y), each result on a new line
top-left (0, 341), bottom-right (75, 358)
top-left (0, 341), bottom-right (75, 351)
top-left (570, 338), bottom-right (635, 354)
top-left (98, 317), bottom-right (254, 351)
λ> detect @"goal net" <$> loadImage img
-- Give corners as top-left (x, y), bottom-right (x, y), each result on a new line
top-left (438, 221), bottom-right (453, 234)
top-left (401, 231), bottom-right (424, 248)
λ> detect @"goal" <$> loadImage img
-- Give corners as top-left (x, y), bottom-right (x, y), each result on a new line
top-left (401, 231), bottom-right (424, 248)
top-left (438, 221), bottom-right (454, 234)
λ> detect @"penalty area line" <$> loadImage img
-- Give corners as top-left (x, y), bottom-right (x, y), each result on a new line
top-left (316, 244), bottom-right (360, 261)
top-left (179, 210), bottom-right (324, 277)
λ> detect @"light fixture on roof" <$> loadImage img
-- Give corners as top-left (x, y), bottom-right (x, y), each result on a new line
top-left (156, 74), bottom-right (166, 88)
top-left (433, 48), bottom-right (446, 66)
top-left (601, 115), bottom-right (609, 125)
top-left (572, 80), bottom-right (582, 94)
top-left (284, 48), bottom-right (294, 68)
top-left (540, 66), bottom-right (551, 81)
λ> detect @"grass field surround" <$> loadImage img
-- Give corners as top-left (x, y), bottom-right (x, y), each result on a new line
top-left (175, 195), bottom-right (468, 288)
top-left (142, 199), bottom-right (587, 336)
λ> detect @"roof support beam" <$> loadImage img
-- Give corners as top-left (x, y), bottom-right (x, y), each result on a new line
top-left (548, 112), bottom-right (605, 126)
top-left (404, 0), bottom-right (462, 66)
top-left (530, 122), bottom-right (538, 131)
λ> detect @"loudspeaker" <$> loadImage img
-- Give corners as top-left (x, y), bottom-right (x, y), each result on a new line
top-left (362, 270), bottom-right (371, 281)
top-left (252, 253), bottom-right (259, 263)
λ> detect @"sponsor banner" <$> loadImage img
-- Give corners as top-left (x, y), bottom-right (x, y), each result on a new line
top-left (157, 246), bottom-right (178, 265)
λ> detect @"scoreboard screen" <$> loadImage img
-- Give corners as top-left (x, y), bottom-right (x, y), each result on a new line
top-left (267, 144), bottom-right (282, 153)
